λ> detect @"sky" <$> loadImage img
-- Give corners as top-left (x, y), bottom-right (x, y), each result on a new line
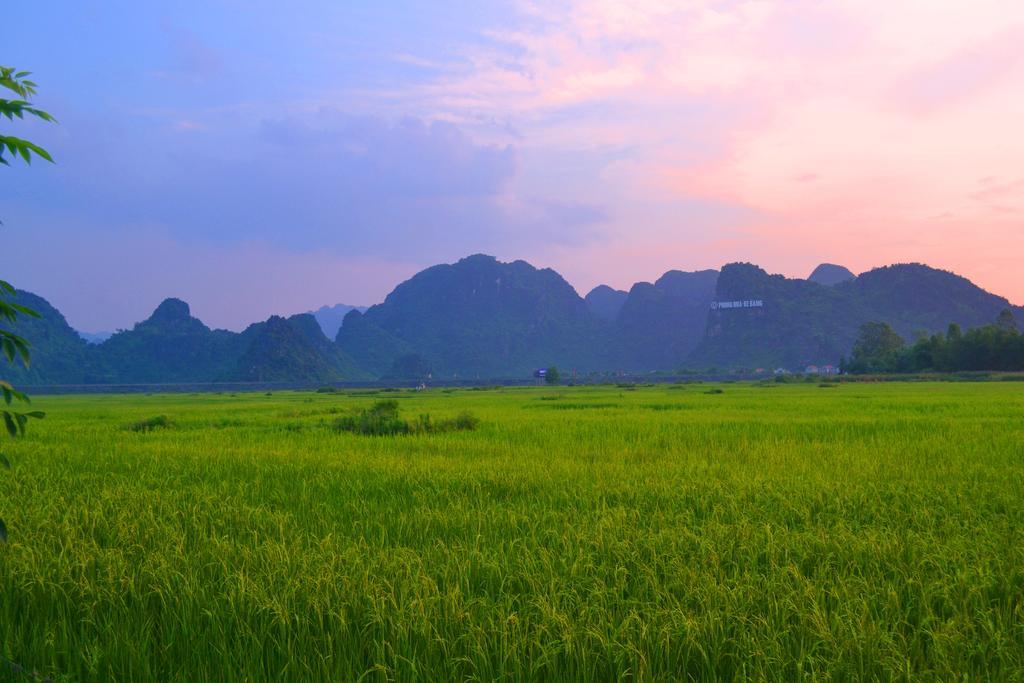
top-left (4, 0), bottom-right (1023, 331)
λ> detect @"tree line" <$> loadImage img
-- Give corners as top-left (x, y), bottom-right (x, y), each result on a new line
top-left (841, 310), bottom-right (1024, 374)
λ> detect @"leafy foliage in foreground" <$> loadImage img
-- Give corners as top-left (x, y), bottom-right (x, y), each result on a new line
top-left (2, 66), bottom-right (53, 541)
top-left (1, 290), bottom-right (101, 384)
top-left (0, 66), bottom-right (54, 167)
top-left (2, 384), bottom-right (1023, 679)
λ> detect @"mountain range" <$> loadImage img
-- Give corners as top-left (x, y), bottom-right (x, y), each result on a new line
top-left (4, 255), bottom-right (1021, 384)
top-left (308, 303), bottom-right (367, 339)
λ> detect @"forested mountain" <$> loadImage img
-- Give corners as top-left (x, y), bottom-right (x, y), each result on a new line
top-left (613, 269), bottom-right (719, 370)
top-left (691, 262), bottom-right (1024, 369)
top-left (342, 254), bottom-right (620, 378)
top-left (284, 314), bottom-right (368, 380)
top-left (584, 285), bottom-right (628, 321)
top-left (335, 309), bottom-right (415, 377)
top-left (840, 264), bottom-right (1017, 334)
top-left (308, 303), bottom-right (366, 339)
top-left (3, 290), bottom-right (98, 384)
top-left (808, 263), bottom-right (855, 286)
top-left (78, 330), bottom-right (112, 345)
top-left (96, 299), bottom-right (246, 383)
top-left (3, 297), bottom-right (368, 385)
top-left (227, 314), bottom-right (367, 382)
top-left (4, 256), bottom-right (1022, 384)
top-left (692, 263), bottom-right (849, 369)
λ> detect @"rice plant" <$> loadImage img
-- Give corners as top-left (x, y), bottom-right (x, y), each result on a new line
top-left (1, 382), bottom-right (1022, 680)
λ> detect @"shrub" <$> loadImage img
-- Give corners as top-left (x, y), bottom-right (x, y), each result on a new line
top-left (333, 400), bottom-right (408, 436)
top-left (333, 400), bottom-right (479, 436)
top-left (438, 411), bottom-right (479, 432)
top-left (127, 415), bottom-right (173, 432)
top-left (704, 388), bottom-right (724, 395)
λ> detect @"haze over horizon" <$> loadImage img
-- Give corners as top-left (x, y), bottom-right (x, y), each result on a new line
top-left (6, 1), bottom-right (1023, 331)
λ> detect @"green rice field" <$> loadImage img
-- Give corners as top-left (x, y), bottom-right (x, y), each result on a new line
top-left (2, 381), bottom-right (1023, 680)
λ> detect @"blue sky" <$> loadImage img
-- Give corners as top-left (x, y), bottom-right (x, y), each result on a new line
top-left (5, 2), bottom-right (539, 330)
top-left (5, 1), bottom-right (1023, 330)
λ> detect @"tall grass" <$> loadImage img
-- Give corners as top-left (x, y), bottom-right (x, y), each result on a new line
top-left (332, 399), bottom-right (479, 435)
top-left (1, 383), bottom-right (1023, 680)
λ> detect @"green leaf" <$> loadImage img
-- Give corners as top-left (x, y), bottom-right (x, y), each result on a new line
top-left (2, 412), bottom-right (17, 437)
top-left (9, 303), bottom-right (40, 318)
top-left (0, 453), bottom-right (9, 468)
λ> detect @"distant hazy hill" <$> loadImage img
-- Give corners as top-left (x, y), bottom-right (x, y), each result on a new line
top-left (335, 309), bottom-right (415, 377)
top-left (78, 330), bottom-right (112, 345)
top-left (584, 285), bottom-right (628, 321)
top-left (341, 254), bottom-right (619, 378)
top-left (691, 262), bottom-right (1022, 369)
top-left (308, 303), bottom-right (367, 339)
top-left (227, 314), bottom-right (368, 382)
top-left (614, 269), bottom-right (719, 371)
top-left (841, 263), bottom-right (1017, 334)
top-left (5, 256), bottom-right (1021, 384)
top-left (3, 290), bottom-right (99, 384)
top-left (808, 263), bottom-right (855, 286)
top-left (94, 298), bottom-right (248, 383)
top-left (691, 263), bottom-right (847, 369)
top-left (3, 296), bottom-right (370, 385)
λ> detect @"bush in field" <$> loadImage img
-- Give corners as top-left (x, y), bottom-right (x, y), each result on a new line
top-left (334, 400), bottom-right (478, 436)
top-left (127, 415), bottom-right (173, 432)
top-left (432, 411), bottom-right (478, 432)
top-left (334, 400), bottom-right (408, 435)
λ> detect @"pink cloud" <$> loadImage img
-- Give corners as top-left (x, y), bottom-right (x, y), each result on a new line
top-left (892, 26), bottom-right (1024, 114)
top-left (354, 0), bottom-right (1024, 304)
